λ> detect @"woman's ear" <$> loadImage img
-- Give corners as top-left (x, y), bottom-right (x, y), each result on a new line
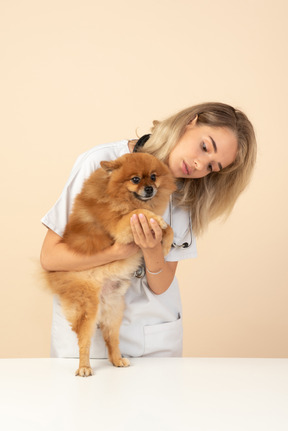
top-left (188, 114), bottom-right (198, 127)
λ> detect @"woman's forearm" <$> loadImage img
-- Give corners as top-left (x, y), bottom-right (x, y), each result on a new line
top-left (40, 229), bottom-right (139, 272)
top-left (142, 244), bottom-right (177, 295)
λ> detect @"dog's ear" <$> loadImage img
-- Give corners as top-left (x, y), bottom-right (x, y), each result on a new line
top-left (100, 159), bottom-right (122, 174)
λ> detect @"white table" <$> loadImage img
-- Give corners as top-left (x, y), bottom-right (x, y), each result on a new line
top-left (0, 358), bottom-right (287, 431)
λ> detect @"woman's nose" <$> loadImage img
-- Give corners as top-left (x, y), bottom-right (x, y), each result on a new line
top-left (194, 159), bottom-right (203, 170)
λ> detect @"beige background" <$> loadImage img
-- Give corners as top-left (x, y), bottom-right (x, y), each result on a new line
top-left (1, 0), bottom-right (287, 358)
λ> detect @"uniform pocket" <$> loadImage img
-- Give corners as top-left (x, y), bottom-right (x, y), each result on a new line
top-left (143, 314), bottom-right (183, 357)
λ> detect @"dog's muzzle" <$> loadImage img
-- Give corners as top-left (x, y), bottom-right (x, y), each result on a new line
top-left (133, 186), bottom-right (157, 201)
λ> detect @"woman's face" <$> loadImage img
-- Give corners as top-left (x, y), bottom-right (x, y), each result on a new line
top-left (168, 119), bottom-right (238, 179)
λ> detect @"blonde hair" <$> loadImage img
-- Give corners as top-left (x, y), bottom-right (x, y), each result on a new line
top-left (139, 102), bottom-right (257, 235)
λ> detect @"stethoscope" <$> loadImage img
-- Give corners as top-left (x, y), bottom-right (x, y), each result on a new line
top-left (134, 195), bottom-right (193, 278)
top-left (169, 195), bottom-right (193, 249)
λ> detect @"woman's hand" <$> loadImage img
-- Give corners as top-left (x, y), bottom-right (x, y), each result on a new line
top-left (130, 213), bottom-right (163, 251)
top-left (110, 241), bottom-right (140, 260)
top-left (130, 213), bottom-right (177, 295)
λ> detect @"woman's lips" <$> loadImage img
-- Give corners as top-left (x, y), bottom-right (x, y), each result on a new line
top-left (182, 161), bottom-right (190, 176)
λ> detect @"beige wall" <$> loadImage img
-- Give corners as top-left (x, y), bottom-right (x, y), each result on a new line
top-left (1, 0), bottom-right (287, 358)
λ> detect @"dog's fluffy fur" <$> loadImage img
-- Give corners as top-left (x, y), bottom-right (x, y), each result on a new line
top-left (44, 152), bottom-right (176, 376)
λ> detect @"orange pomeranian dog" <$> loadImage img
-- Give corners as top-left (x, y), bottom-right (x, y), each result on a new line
top-left (44, 152), bottom-right (176, 376)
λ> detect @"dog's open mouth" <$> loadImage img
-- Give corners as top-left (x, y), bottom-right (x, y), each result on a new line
top-left (133, 189), bottom-right (157, 201)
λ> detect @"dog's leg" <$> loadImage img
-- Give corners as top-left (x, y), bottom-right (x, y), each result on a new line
top-left (73, 310), bottom-right (98, 377)
top-left (60, 279), bottom-right (100, 377)
top-left (132, 210), bottom-right (174, 255)
top-left (100, 292), bottom-right (130, 368)
top-left (160, 224), bottom-right (174, 255)
top-left (114, 209), bottom-right (167, 243)
top-left (115, 209), bottom-right (174, 256)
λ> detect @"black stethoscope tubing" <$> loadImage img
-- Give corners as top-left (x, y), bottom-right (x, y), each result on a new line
top-left (169, 196), bottom-right (193, 249)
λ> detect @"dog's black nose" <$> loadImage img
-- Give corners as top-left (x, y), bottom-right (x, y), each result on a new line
top-left (144, 186), bottom-right (154, 196)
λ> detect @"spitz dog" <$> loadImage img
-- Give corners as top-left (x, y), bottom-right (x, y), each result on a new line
top-left (44, 152), bottom-right (176, 376)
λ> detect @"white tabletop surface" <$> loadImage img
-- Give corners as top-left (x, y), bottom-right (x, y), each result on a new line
top-left (0, 357), bottom-right (287, 431)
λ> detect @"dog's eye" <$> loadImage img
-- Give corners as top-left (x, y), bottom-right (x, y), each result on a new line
top-left (150, 174), bottom-right (156, 182)
top-left (131, 177), bottom-right (141, 184)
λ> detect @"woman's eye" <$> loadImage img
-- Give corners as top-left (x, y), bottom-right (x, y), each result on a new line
top-left (150, 174), bottom-right (156, 181)
top-left (131, 176), bottom-right (141, 184)
top-left (202, 142), bottom-right (208, 152)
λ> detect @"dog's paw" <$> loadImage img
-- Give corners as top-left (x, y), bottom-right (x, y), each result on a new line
top-left (150, 214), bottom-right (167, 230)
top-left (112, 357), bottom-right (130, 367)
top-left (162, 225), bottom-right (174, 255)
top-left (75, 366), bottom-right (93, 377)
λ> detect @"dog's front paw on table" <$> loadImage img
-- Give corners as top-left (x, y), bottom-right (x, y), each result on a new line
top-left (75, 366), bottom-right (94, 377)
top-left (112, 357), bottom-right (130, 367)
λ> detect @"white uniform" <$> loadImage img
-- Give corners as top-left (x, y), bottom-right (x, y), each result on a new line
top-left (41, 140), bottom-right (197, 358)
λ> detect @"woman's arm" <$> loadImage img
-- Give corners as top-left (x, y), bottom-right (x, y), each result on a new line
top-left (40, 229), bottom-right (140, 272)
top-left (130, 214), bottom-right (178, 295)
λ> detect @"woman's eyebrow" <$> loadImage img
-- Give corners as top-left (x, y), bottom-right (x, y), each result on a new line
top-left (209, 136), bottom-right (217, 153)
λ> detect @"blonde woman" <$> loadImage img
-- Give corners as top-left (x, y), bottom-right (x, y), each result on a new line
top-left (41, 102), bottom-right (257, 358)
